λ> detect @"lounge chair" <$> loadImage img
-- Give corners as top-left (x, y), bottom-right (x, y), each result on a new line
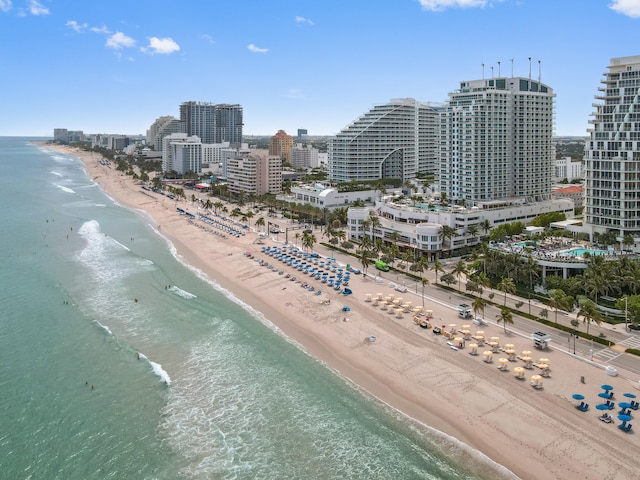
top-left (576, 401), bottom-right (586, 410)
top-left (618, 423), bottom-right (632, 432)
top-left (578, 403), bottom-right (589, 412)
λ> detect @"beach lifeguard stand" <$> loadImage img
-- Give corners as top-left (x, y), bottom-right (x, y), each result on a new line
top-left (532, 331), bottom-right (551, 350)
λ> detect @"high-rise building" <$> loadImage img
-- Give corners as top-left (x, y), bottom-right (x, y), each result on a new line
top-left (328, 98), bottom-right (441, 183)
top-left (226, 150), bottom-right (282, 195)
top-left (147, 116), bottom-right (182, 151)
top-left (440, 76), bottom-right (555, 205)
top-left (162, 133), bottom-right (202, 175)
top-left (269, 130), bottom-right (294, 163)
top-left (584, 55), bottom-right (640, 241)
top-left (179, 102), bottom-right (243, 146)
top-left (214, 104), bottom-right (243, 147)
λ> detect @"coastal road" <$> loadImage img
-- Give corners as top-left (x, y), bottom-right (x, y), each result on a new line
top-left (226, 207), bottom-right (640, 381)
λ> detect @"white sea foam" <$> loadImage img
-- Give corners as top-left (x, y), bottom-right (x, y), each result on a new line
top-left (54, 184), bottom-right (76, 194)
top-left (138, 353), bottom-right (171, 385)
top-left (169, 285), bottom-right (197, 299)
top-left (96, 321), bottom-right (113, 336)
top-left (50, 171), bottom-right (63, 177)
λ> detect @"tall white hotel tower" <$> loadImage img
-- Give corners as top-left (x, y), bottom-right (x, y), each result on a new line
top-left (584, 55), bottom-right (640, 243)
top-left (440, 72), bottom-right (555, 205)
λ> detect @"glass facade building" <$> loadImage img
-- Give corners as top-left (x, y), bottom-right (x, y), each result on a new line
top-left (585, 55), bottom-right (640, 240)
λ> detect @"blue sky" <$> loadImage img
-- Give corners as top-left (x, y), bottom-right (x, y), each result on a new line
top-left (1, 0), bottom-right (640, 137)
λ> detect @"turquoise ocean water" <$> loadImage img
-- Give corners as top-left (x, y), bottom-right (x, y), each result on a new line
top-left (0, 137), bottom-right (514, 480)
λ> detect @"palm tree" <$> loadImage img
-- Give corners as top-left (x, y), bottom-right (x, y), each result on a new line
top-left (472, 297), bottom-right (486, 321)
top-left (452, 259), bottom-right (468, 292)
top-left (521, 255), bottom-right (540, 290)
top-left (255, 216), bottom-right (265, 232)
top-left (302, 231), bottom-right (316, 252)
top-left (294, 232), bottom-right (301, 247)
top-left (358, 247), bottom-right (372, 275)
top-left (496, 307), bottom-right (514, 334)
top-left (548, 289), bottom-right (571, 324)
top-left (497, 277), bottom-right (516, 306)
top-left (440, 225), bottom-right (456, 252)
top-left (467, 225), bottom-right (479, 245)
top-left (481, 219), bottom-right (491, 239)
top-left (245, 210), bottom-right (254, 226)
top-left (577, 299), bottom-right (603, 335)
top-left (421, 278), bottom-right (429, 307)
top-left (539, 308), bottom-right (549, 321)
top-left (432, 261), bottom-right (444, 285)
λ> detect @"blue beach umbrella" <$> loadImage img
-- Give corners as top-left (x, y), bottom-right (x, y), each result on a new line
top-left (601, 384), bottom-right (613, 391)
top-left (619, 402), bottom-right (632, 409)
top-left (623, 393), bottom-right (637, 399)
top-left (596, 404), bottom-right (610, 411)
top-left (598, 392), bottom-right (612, 399)
top-left (618, 414), bottom-right (631, 422)
top-left (572, 394), bottom-right (585, 400)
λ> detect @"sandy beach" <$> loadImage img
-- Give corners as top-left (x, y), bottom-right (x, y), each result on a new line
top-left (47, 143), bottom-right (640, 480)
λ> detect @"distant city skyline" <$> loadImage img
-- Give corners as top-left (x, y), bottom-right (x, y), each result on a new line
top-left (1, 0), bottom-right (640, 137)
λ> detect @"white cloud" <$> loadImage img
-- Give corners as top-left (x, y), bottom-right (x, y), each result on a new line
top-left (0, 1), bottom-right (12, 13)
top-left (248, 43), bottom-right (268, 53)
top-left (91, 25), bottom-right (111, 34)
top-left (106, 31), bottom-right (136, 50)
top-left (417, 0), bottom-right (494, 11)
top-left (28, 0), bottom-right (48, 15)
top-left (610, 0), bottom-right (640, 17)
top-left (142, 37), bottom-right (180, 55)
top-left (66, 20), bottom-right (88, 33)
top-left (200, 33), bottom-right (215, 45)
top-left (295, 16), bottom-right (314, 25)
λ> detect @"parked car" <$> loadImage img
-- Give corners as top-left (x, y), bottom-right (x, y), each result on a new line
top-left (347, 266), bottom-right (361, 274)
top-left (473, 317), bottom-right (488, 326)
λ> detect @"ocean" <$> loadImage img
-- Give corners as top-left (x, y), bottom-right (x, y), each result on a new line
top-left (0, 137), bottom-right (513, 480)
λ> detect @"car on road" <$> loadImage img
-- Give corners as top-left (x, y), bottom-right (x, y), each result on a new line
top-left (347, 266), bottom-right (361, 274)
top-left (269, 227), bottom-right (282, 233)
top-left (473, 317), bottom-right (488, 326)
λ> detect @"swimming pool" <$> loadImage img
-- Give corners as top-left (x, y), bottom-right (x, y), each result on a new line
top-left (561, 248), bottom-right (608, 257)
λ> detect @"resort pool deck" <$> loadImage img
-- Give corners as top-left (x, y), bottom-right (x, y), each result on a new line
top-left (559, 248), bottom-right (609, 257)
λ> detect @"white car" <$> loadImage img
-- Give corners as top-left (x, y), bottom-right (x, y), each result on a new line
top-left (473, 317), bottom-right (488, 326)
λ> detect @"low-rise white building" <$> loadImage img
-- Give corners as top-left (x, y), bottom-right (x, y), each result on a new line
top-left (280, 184), bottom-right (400, 210)
top-left (554, 157), bottom-right (583, 182)
top-left (347, 198), bottom-right (575, 257)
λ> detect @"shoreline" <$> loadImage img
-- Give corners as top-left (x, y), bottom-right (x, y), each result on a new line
top-left (43, 142), bottom-right (640, 480)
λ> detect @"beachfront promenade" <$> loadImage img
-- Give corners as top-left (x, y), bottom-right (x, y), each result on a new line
top-left (257, 216), bottom-right (640, 382)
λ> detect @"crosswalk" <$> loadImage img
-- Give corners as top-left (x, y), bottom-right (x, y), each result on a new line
top-left (592, 348), bottom-right (622, 362)
top-left (617, 336), bottom-right (640, 350)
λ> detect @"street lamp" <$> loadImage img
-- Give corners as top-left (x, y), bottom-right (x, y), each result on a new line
top-left (625, 296), bottom-right (629, 332)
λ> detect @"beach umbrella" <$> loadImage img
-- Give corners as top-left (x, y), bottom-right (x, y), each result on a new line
top-left (618, 402), bottom-right (632, 410)
top-left (601, 384), bottom-right (613, 392)
top-left (531, 374), bottom-right (542, 384)
top-left (539, 358), bottom-right (550, 364)
top-left (522, 350), bottom-right (532, 357)
top-left (514, 367), bottom-right (525, 378)
top-left (596, 404), bottom-right (610, 411)
top-left (623, 393), bottom-right (637, 399)
top-left (598, 392), bottom-right (612, 399)
top-left (490, 336), bottom-right (500, 343)
top-left (504, 343), bottom-right (515, 350)
top-left (476, 330), bottom-right (485, 337)
top-left (498, 358), bottom-right (509, 370)
top-left (572, 394), bottom-right (585, 400)
top-left (449, 324), bottom-right (457, 333)
top-left (482, 351), bottom-right (493, 362)
top-left (618, 414), bottom-right (631, 422)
